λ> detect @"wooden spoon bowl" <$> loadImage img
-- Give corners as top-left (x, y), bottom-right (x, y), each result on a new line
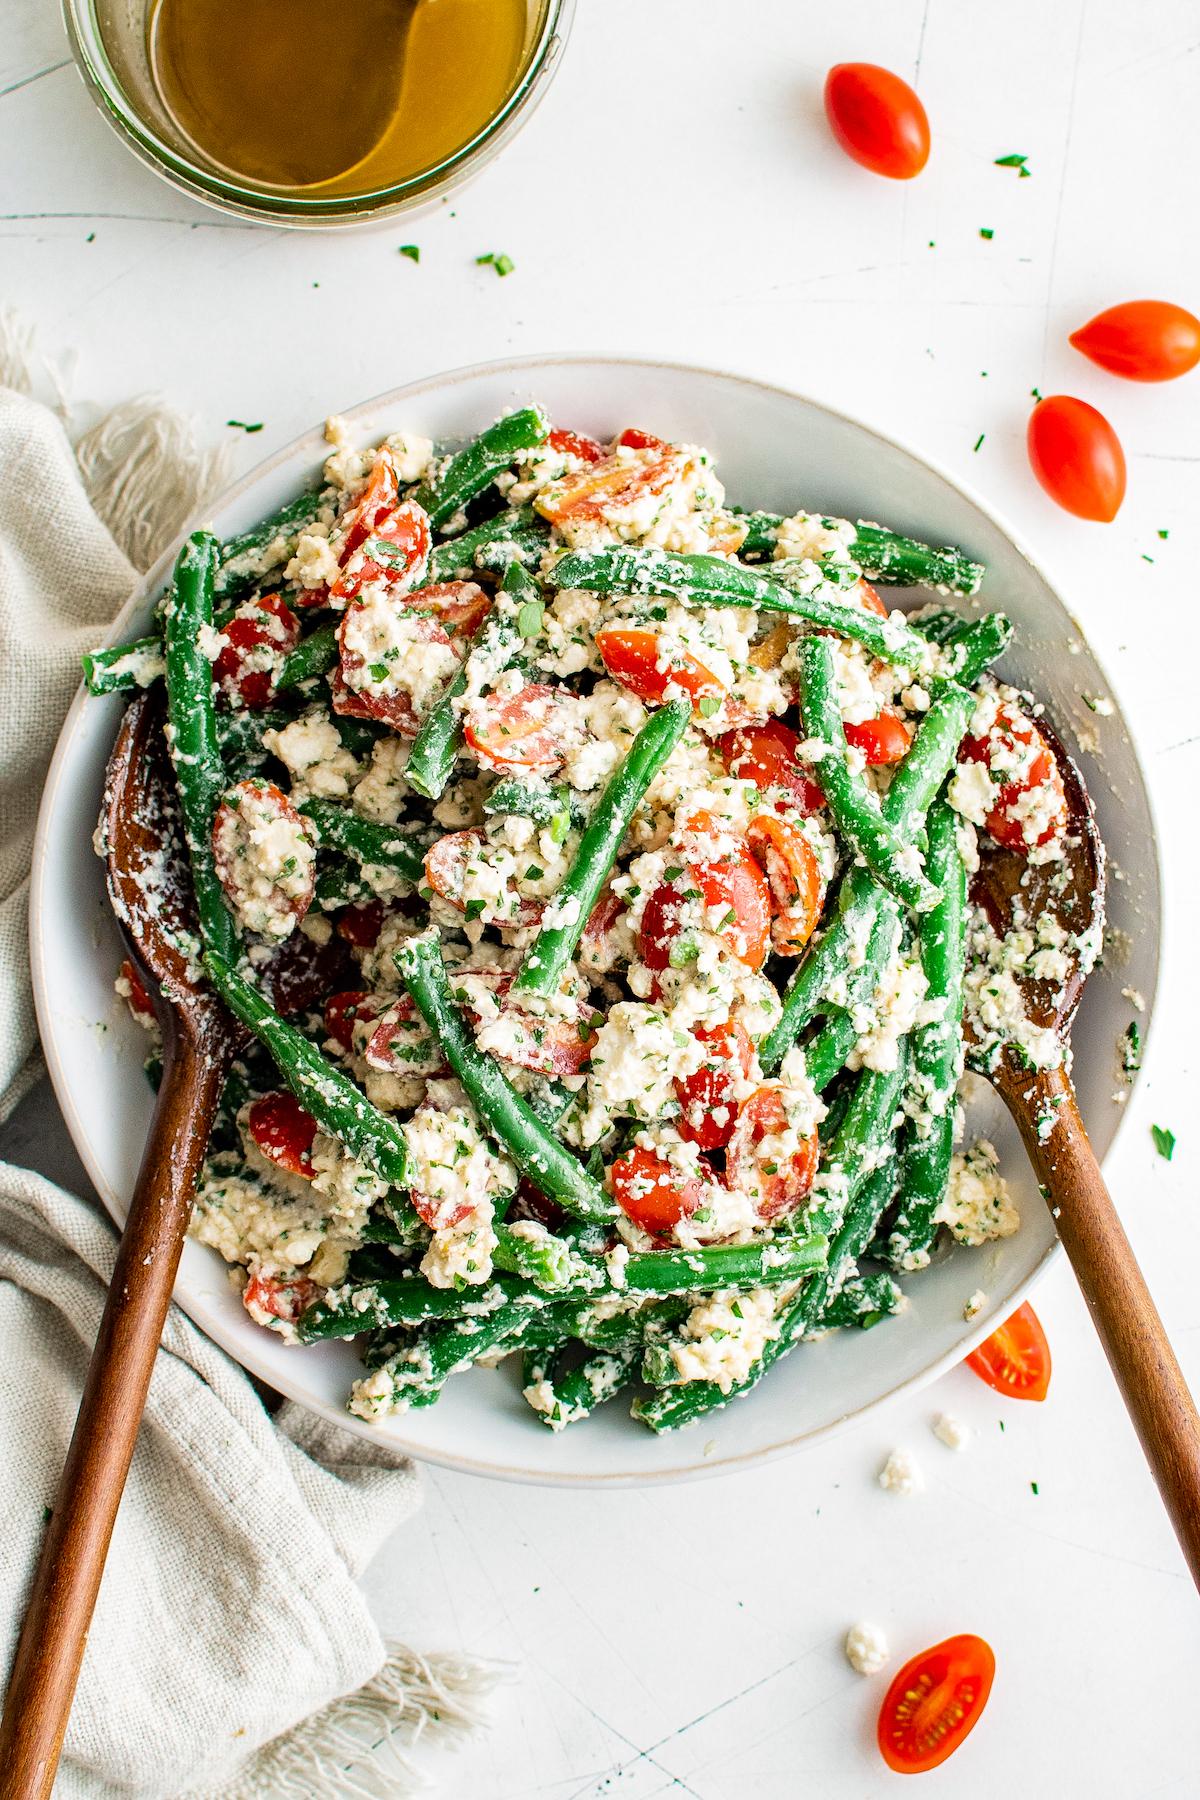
top-left (966, 721), bottom-right (1200, 1589)
top-left (0, 687), bottom-right (346, 1799)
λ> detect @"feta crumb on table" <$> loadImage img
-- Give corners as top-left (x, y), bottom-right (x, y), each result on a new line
top-left (878, 1447), bottom-right (925, 1496)
top-left (932, 1412), bottom-right (972, 1451)
top-left (844, 1622), bottom-right (890, 1676)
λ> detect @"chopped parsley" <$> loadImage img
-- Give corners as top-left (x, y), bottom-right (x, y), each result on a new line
top-left (973, 434), bottom-right (985, 452)
top-left (1151, 1124), bottom-right (1175, 1162)
top-left (979, 228), bottom-right (994, 240)
top-left (227, 420), bottom-right (264, 433)
top-left (517, 600), bottom-right (545, 638)
top-left (697, 695), bottom-right (722, 718)
top-left (1158, 529), bottom-right (1169, 539)
top-left (477, 251), bottom-right (515, 276)
top-left (399, 244), bottom-right (420, 263)
top-left (995, 153), bottom-right (1031, 176)
top-left (525, 865), bottom-right (544, 880)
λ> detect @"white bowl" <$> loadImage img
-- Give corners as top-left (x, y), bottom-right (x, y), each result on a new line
top-left (30, 356), bottom-right (1160, 1487)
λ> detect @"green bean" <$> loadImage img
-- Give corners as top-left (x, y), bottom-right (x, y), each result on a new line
top-left (798, 637), bottom-right (940, 914)
top-left (819, 1271), bottom-right (904, 1330)
top-left (760, 681), bottom-right (972, 1073)
top-left (886, 801), bottom-right (967, 1272)
top-left (799, 1154), bottom-right (898, 1330)
top-left (524, 1079), bottom-right (576, 1130)
top-left (484, 776), bottom-right (578, 835)
top-left (361, 1292), bottom-right (556, 1410)
top-left (313, 858), bottom-right (373, 910)
top-left (785, 898), bottom-right (902, 1088)
top-left (849, 524), bottom-right (984, 596)
top-left (276, 621), bottom-right (338, 691)
top-left (300, 1272), bottom-right (525, 1340)
top-left (412, 408), bottom-right (550, 529)
top-left (632, 1286), bottom-right (813, 1432)
top-left (82, 635), bottom-right (166, 696)
top-left (815, 1040), bottom-right (910, 1238)
top-left (942, 613), bottom-right (1012, 686)
top-left (526, 1346), bottom-right (640, 1428)
top-left (492, 1220), bottom-right (580, 1290)
top-left (405, 560), bottom-right (538, 800)
top-left (203, 950), bottom-right (410, 1184)
top-left (549, 547), bottom-right (933, 668)
top-left (512, 700), bottom-right (691, 999)
top-left (215, 490), bottom-right (329, 602)
top-left (163, 534), bottom-right (239, 963)
top-left (802, 1012), bottom-right (860, 1092)
top-left (730, 511), bottom-right (781, 557)
top-left (296, 797), bottom-right (426, 883)
top-left (395, 930), bottom-right (614, 1222)
top-left (427, 502), bottom-right (549, 579)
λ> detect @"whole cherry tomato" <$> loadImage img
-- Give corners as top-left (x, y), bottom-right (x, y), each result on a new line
top-left (1069, 300), bottom-right (1200, 382)
top-left (824, 64), bottom-right (930, 180)
top-left (1026, 395), bottom-right (1125, 522)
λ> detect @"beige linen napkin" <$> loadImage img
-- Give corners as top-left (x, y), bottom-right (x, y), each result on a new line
top-left (0, 385), bottom-right (497, 1794)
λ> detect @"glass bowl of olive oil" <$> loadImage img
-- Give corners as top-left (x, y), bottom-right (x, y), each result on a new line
top-left (63, 0), bottom-right (573, 226)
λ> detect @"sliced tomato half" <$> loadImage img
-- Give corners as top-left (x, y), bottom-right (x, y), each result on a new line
top-left (335, 898), bottom-right (385, 947)
top-left (365, 998), bottom-right (450, 1079)
top-left (244, 1270), bottom-right (321, 1328)
top-left (856, 580), bottom-right (888, 618)
top-left (247, 1090), bottom-right (319, 1178)
top-left (611, 1147), bottom-right (703, 1239)
top-left (536, 438), bottom-right (687, 527)
top-left (578, 884), bottom-right (631, 976)
top-left (877, 1634), bottom-right (995, 1774)
top-left (965, 1301), bottom-right (1051, 1401)
top-left (547, 427), bottom-right (604, 463)
top-left (338, 447), bottom-right (399, 560)
top-left (596, 626), bottom-right (725, 714)
top-left (674, 1019), bottom-right (753, 1151)
top-left (958, 702), bottom-right (1068, 853)
top-left (119, 957), bottom-right (157, 1027)
top-left (423, 829), bottom-right (543, 928)
top-left (844, 708), bottom-right (914, 766)
top-left (213, 591), bottom-right (301, 711)
top-left (746, 814), bottom-right (825, 955)
top-left (719, 718), bottom-right (826, 814)
top-left (454, 972), bottom-right (602, 1076)
top-left (330, 498), bottom-right (431, 603)
top-left (726, 1084), bottom-right (819, 1220)
top-left (323, 989), bottom-right (371, 1053)
top-left (464, 683), bottom-right (574, 774)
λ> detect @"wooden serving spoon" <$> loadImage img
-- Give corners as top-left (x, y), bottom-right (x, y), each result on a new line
top-left (0, 687), bottom-right (347, 1800)
top-left (969, 720), bottom-right (1200, 1589)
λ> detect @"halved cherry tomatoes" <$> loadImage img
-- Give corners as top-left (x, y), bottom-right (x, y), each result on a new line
top-left (547, 427), bottom-right (604, 463)
top-left (746, 814), bottom-right (825, 956)
top-left (536, 437), bottom-right (686, 529)
top-left (449, 970), bottom-right (601, 1076)
top-left (965, 1301), bottom-right (1051, 1401)
top-left (339, 446), bottom-right (399, 564)
top-left (335, 581), bottom-right (486, 737)
top-left (423, 829), bottom-right (542, 928)
top-left (719, 718), bottom-right (825, 814)
top-left (856, 580), bottom-right (889, 618)
top-left (1027, 395), bottom-right (1125, 522)
top-left (364, 998), bottom-right (450, 1079)
top-left (958, 702), bottom-right (1068, 853)
top-left (674, 1019), bottom-right (753, 1151)
top-left (1069, 299), bottom-right (1200, 383)
top-left (639, 819), bottom-right (772, 972)
top-left (578, 885), bottom-right (630, 976)
top-left (247, 1091), bottom-right (319, 1178)
top-left (243, 1271), bottom-right (321, 1328)
top-left (464, 682), bottom-right (574, 774)
top-left (323, 989), bottom-right (372, 1052)
top-left (877, 1634), bottom-right (995, 1773)
top-left (213, 591), bottom-right (300, 710)
top-left (824, 64), bottom-right (930, 180)
top-left (118, 957), bottom-right (156, 1027)
top-left (330, 498), bottom-right (431, 602)
top-left (611, 1147), bottom-right (703, 1238)
top-left (844, 709), bottom-right (913, 766)
top-left (335, 898), bottom-right (385, 947)
top-left (726, 1084), bottom-right (819, 1221)
top-left (596, 627), bottom-right (726, 715)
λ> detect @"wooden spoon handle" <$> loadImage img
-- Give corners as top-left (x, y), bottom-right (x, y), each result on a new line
top-left (0, 1026), bottom-right (227, 1799)
top-left (1012, 1067), bottom-right (1200, 1589)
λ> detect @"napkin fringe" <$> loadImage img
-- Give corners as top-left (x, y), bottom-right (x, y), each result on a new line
top-left (187, 1643), bottom-right (509, 1800)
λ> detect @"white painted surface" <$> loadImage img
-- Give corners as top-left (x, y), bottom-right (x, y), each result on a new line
top-left (4, 0), bottom-right (1200, 1790)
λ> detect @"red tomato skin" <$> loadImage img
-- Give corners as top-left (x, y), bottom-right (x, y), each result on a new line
top-left (615, 427), bottom-right (670, 452)
top-left (746, 814), bottom-right (825, 956)
top-left (824, 64), bottom-right (930, 180)
top-left (1027, 395), bottom-right (1126, 522)
top-left (856, 580), bottom-right (888, 618)
top-left (596, 627), bottom-right (725, 714)
top-left (844, 710), bottom-right (914, 766)
top-left (965, 1301), bottom-right (1051, 1401)
top-left (718, 719), bottom-right (826, 814)
top-left (336, 899), bottom-right (385, 947)
top-left (463, 683), bottom-right (571, 774)
top-left (339, 447), bottom-right (400, 562)
top-left (547, 428), bottom-right (604, 463)
top-left (323, 989), bottom-right (371, 1052)
top-left (213, 592), bottom-right (300, 710)
top-left (244, 1271), bottom-right (320, 1327)
top-left (877, 1634), bottom-right (995, 1774)
top-left (119, 957), bottom-right (157, 1026)
top-left (611, 1147), bottom-right (703, 1238)
top-left (958, 703), bottom-right (1067, 853)
top-left (1069, 299), bottom-right (1200, 382)
top-left (726, 1084), bottom-right (819, 1221)
top-left (674, 1020), bottom-right (754, 1151)
top-left (247, 1091), bottom-right (319, 1178)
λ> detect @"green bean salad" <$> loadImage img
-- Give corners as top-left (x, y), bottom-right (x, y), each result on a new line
top-left (91, 408), bottom-right (1090, 1434)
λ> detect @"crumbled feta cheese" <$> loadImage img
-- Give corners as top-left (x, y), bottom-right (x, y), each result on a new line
top-left (932, 1412), bottom-right (972, 1451)
top-left (947, 758), bottom-right (998, 826)
top-left (845, 1622), bottom-right (890, 1676)
top-left (935, 1140), bottom-right (1019, 1245)
top-left (671, 1289), bottom-right (781, 1394)
top-left (401, 1105), bottom-right (515, 1287)
top-left (964, 1288), bottom-right (987, 1321)
top-left (213, 783), bottom-right (314, 940)
top-left (878, 1448), bottom-right (924, 1496)
top-left (264, 711), bottom-right (360, 802)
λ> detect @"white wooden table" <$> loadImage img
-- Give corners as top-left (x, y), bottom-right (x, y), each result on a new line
top-left (4, 0), bottom-right (1199, 1791)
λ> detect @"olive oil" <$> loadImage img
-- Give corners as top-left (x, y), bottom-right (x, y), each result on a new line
top-left (149, 0), bottom-right (529, 193)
